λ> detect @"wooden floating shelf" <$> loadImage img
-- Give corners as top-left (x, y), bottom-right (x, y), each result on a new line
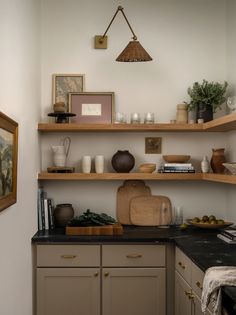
top-left (37, 172), bottom-right (236, 184)
top-left (38, 113), bottom-right (236, 133)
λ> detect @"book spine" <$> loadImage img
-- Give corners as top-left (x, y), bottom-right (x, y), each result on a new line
top-left (40, 190), bottom-right (47, 230)
top-left (44, 198), bottom-right (49, 230)
top-left (163, 163), bottom-right (193, 167)
top-left (159, 170), bottom-right (195, 173)
top-left (163, 167), bottom-right (194, 171)
top-left (37, 187), bottom-right (43, 231)
top-left (48, 198), bottom-right (55, 230)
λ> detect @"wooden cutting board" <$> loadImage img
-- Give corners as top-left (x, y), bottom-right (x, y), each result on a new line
top-left (66, 223), bottom-right (123, 235)
top-left (130, 195), bottom-right (172, 226)
top-left (117, 180), bottom-right (151, 225)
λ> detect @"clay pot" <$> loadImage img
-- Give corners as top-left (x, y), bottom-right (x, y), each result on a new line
top-left (210, 148), bottom-right (226, 174)
top-left (53, 203), bottom-right (74, 227)
top-left (111, 150), bottom-right (135, 173)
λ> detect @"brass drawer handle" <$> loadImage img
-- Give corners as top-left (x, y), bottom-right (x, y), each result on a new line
top-left (184, 291), bottom-right (194, 300)
top-left (196, 281), bottom-right (203, 290)
top-left (61, 255), bottom-right (77, 259)
top-left (104, 272), bottom-right (109, 277)
top-left (94, 272), bottom-right (99, 277)
top-left (178, 261), bottom-right (186, 269)
top-left (126, 254), bottom-right (143, 258)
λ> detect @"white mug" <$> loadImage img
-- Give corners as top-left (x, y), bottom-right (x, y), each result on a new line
top-left (95, 155), bottom-right (104, 173)
top-left (82, 156), bottom-right (91, 173)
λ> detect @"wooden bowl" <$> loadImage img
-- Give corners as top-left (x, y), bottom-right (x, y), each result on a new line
top-left (162, 155), bottom-right (191, 163)
top-left (139, 163), bottom-right (156, 173)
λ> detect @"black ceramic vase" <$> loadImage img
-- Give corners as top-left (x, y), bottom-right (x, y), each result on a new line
top-left (197, 103), bottom-right (213, 122)
top-left (111, 150), bottom-right (135, 173)
top-left (53, 203), bottom-right (74, 227)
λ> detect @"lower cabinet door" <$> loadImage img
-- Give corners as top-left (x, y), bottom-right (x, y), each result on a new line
top-left (37, 268), bottom-right (100, 315)
top-left (175, 271), bottom-right (192, 315)
top-left (102, 267), bottom-right (166, 315)
top-left (192, 294), bottom-right (212, 315)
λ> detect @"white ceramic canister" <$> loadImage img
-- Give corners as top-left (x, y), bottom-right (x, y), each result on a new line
top-left (95, 155), bottom-right (104, 174)
top-left (82, 156), bottom-right (91, 173)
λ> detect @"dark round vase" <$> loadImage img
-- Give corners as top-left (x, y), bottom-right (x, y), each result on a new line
top-left (111, 150), bottom-right (135, 173)
top-left (54, 203), bottom-right (74, 227)
top-left (210, 148), bottom-right (226, 174)
top-left (197, 103), bottom-right (213, 122)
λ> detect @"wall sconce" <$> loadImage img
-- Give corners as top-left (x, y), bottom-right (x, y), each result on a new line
top-left (94, 6), bottom-right (152, 62)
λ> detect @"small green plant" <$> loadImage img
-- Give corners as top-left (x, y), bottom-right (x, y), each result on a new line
top-left (186, 79), bottom-right (228, 113)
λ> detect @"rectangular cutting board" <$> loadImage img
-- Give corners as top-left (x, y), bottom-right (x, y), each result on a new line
top-left (66, 223), bottom-right (123, 235)
top-left (130, 195), bottom-right (172, 226)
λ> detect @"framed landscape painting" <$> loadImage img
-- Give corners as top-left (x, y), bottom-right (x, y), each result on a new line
top-left (0, 112), bottom-right (18, 212)
top-left (52, 74), bottom-right (85, 110)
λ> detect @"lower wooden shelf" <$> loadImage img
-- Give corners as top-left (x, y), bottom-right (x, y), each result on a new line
top-left (37, 172), bottom-right (236, 184)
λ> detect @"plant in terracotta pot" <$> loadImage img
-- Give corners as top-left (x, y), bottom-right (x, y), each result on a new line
top-left (186, 79), bottom-right (228, 122)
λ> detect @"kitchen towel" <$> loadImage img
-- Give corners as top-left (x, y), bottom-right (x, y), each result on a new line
top-left (201, 266), bottom-right (236, 315)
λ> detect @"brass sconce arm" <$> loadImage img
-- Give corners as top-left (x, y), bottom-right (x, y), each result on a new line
top-left (94, 6), bottom-right (152, 62)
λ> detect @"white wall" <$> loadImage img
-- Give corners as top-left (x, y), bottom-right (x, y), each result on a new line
top-left (226, 0), bottom-right (236, 222)
top-left (0, 1), bottom-right (40, 314)
top-left (41, 0), bottom-right (229, 221)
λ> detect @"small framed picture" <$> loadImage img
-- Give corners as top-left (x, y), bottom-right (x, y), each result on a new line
top-left (52, 74), bottom-right (85, 110)
top-left (68, 92), bottom-right (115, 124)
top-left (0, 112), bottom-right (18, 212)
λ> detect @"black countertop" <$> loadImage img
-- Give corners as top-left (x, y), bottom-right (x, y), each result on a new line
top-left (32, 226), bottom-right (236, 314)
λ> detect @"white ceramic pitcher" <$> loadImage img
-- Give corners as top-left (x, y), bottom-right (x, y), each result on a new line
top-left (52, 137), bottom-right (71, 167)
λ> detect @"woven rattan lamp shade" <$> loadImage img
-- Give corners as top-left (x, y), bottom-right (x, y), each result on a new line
top-left (116, 40), bottom-right (152, 62)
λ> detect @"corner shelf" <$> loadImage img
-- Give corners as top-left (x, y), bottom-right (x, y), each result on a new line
top-left (38, 112), bottom-right (236, 133)
top-left (37, 172), bottom-right (236, 184)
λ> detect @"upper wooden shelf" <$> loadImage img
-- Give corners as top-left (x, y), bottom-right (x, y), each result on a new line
top-left (38, 113), bottom-right (236, 133)
top-left (37, 172), bottom-right (236, 184)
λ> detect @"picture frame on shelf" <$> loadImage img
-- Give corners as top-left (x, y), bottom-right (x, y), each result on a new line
top-left (68, 92), bottom-right (114, 124)
top-left (0, 112), bottom-right (18, 212)
top-left (52, 74), bottom-right (85, 110)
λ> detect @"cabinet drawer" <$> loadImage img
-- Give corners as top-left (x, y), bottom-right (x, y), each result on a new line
top-left (37, 245), bottom-right (100, 267)
top-left (175, 247), bottom-right (192, 284)
top-left (102, 245), bottom-right (165, 267)
top-left (192, 262), bottom-right (204, 298)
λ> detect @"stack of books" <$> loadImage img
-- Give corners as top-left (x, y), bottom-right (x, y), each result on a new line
top-left (158, 163), bottom-right (195, 173)
top-left (217, 229), bottom-right (236, 244)
top-left (37, 187), bottom-right (55, 231)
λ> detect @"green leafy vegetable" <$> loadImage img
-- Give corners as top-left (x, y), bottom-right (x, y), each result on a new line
top-left (68, 209), bottom-right (117, 227)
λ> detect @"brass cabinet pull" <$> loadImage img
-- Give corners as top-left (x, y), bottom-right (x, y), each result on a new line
top-left (196, 281), bottom-right (203, 290)
top-left (184, 291), bottom-right (194, 300)
top-left (94, 272), bottom-right (99, 277)
top-left (126, 254), bottom-right (143, 258)
top-left (61, 255), bottom-right (77, 259)
top-left (178, 261), bottom-right (186, 269)
top-left (184, 290), bottom-right (191, 297)
top-left (104, 272), bottom-right (109, 277)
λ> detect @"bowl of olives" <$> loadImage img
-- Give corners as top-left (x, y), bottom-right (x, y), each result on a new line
top-left (187, 215), bottom-right (233, 229)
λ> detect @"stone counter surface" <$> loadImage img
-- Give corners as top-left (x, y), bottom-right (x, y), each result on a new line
top-left (32, 226), bottom-right (236, 315)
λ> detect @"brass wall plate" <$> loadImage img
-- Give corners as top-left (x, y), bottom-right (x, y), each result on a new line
top-left (94, 35), bottom-right (108, 49)
top-left (145, 137), bottom-right (162, 154)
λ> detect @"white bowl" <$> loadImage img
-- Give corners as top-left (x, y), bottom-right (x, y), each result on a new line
top-left (223, 163), bottom-right (236, 175)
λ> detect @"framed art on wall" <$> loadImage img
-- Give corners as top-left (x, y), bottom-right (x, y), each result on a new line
top-left (68, 92), bottom-right (114, 124)
top-left (52, 74), bottom-right (85, 110)
top-left (0, 112), bottom-right (18, 212)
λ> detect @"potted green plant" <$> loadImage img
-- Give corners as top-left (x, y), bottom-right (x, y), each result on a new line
top-left (186, 79), bottom-right (228, 122)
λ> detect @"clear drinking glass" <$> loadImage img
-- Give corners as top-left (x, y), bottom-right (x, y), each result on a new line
top-left (144, 112), bottom-right (155, 124)
top-left (114, 112), bottom-right (127, 124)
top-left (130, 112), bottom-right (141, 124)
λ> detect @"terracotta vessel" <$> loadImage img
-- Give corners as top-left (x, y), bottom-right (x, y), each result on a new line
top-left (111, 150), bottom-right (135, 173)
top-left (210, 148), bottom-right (226, 174)
top-left (54, 203), bottom-right (74, 227)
